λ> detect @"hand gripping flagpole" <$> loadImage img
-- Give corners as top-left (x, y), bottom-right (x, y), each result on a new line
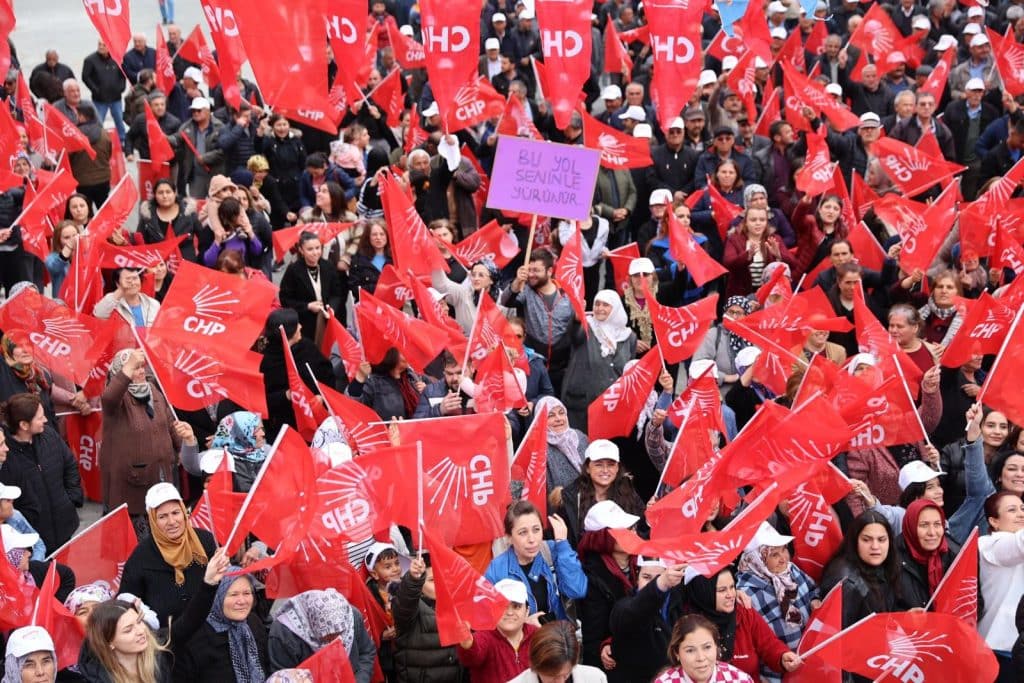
top-left (129, 326), bottom-right (180, 422)
top-left (416, 440), bottom-right (424, 556)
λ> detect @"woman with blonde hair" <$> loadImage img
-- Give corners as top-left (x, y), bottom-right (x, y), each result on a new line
top-left (723, 206), bottom-right (797, 298)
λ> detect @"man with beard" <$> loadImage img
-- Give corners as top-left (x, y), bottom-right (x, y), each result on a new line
top-left (414, 352), bottom-right (472, 417)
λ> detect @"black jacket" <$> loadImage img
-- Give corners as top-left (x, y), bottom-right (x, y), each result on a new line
top-left (81, 52), bottom-right (126, 103)
top-left (267, 612), bottom-right (376, 683)
top-left (980, 141), bottom-right (1021, 187)
top-left (393, 572), bottom-right (466, 683)
top-left (278, 257), bottom-right (347, 338)
top-left (647, 144), bottom-right (698, 194)
top-left (259, 338), bottom-right (335, 437)
top-left (579, 553), bottom-right (633, 674)
top-left (819, 557), bottom-right (898, 628)
top-left (608, 579), bottom-right (674, 683)
top-left (118, 528), bottom-right (218, 628)
top-left (137, 197), bottom-right (201, 263)
top-left (122, 46), bottom-right (156, 85)
top-left (894, 534), bottom-right (961, 611)
top-left (348, 253), bottom-right (391, 299)
top-left (942, 100), bottom-right (1000, 165)
top-left (174, 615), bottom-right (270, 683)
top-left (125, 110), bottom-right (182, 159)
top-left (218, 120), bottom-right (260, 174)
top-left (258, 134), bottom-right (307, 211)
top-left (346, 370), bottom-right (421, 421)
top-left (0, 425), bottom-right (82, 551)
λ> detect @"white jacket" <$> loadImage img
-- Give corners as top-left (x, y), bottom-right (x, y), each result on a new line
top-left (978, 529), bottom-right (1024, 651)
top-left (507, 665), bottom-right (607, 683)
top-left (92, 292), bottom-right (161, 327)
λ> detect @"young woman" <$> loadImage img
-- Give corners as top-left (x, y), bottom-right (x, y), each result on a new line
top-left (149, 258), bottom-right (173, 302)
top-left (559, 441), bottom-right (645, 548)
top-left (723, 206), bottom-right (797, 297)
top-left (792, 193), bottom-right (849, 275)
top-left (691, 160), bottom-right (745, 259)
top-left (431, 258), bottom-right (507, 335)
top-left (562, 291), bottom-right (636, 433)
top-left (819, 511), bottom-right (901, 627)
top-left (44, 220), bottom-right (81, 295)
top-left (279, 231), bottom-right (346, 342)
top-left (645, 203), bottom-right (710, 307)
top-left (92, 267), bottom-right (162, 327)
top-left (258, 113), bottom-right (306, 218)
top-left (485, 501), bottom-right (588, 623)
top-left (64, 193), bottom-right (93, 232)
top-left (137, 179), bottom-right (200, 263)
top-left (347, 350), bottom-right (426, 421)
top-left (458, 579), bottom-right (538, 683)
top-left (895, 499), bottom-right (961, 610)
top-left (534, 396), bottom-right (589, 494)
top-left (507, 620), bottom-right (606, 683)
top-left (301, 180), bottom-right (349, 223)
top-left (653, 614), bottom-right (755, 683)
top-left (680, 567), bottom-right (800, 680)
top-left (887, 304), bottom-right (941, 375)
top-left (979, 491), bottom-right (1024, 676)
top-left (891, 270), bottom-right (964, 346)
top-left (78, 548), bottom-right (230, 683)
top-left (348, 219), bottom-right (391, 298)
top-left (942, 407), bottom-right (1010, 514)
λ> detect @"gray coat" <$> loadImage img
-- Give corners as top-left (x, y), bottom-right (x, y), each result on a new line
top-left (171, 117), bottom-right (225, 198)
top-left (561, 319), bottom-right (636, 433)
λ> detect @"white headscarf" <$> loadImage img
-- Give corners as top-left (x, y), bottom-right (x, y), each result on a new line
top-left (588, 290), bottom-right (632, 357)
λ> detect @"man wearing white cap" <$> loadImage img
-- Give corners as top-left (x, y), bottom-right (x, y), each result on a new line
top-left (949, 32), bottom-right (1002, 100)
top-left (943, 76), bottom-right (1000, 199)
top-left (882, 51), bottom-right (914, 94)
top-left (457, 577), bottom-right (537, 681)
top-left (171, 94), bottom-right (225, 198)
top-left (479, 37), bottom-right (503, 80)
top-left (597, 84), bottom-right (623, 126)
top-left (890, 91), bottom-right (955, 159)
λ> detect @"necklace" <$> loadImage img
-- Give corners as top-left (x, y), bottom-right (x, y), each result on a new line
top-left (307, 264), bottom-right (319, 282)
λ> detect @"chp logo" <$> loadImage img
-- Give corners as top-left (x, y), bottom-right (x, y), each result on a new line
top-left (597, 132), bottom-right (629, 166)
top-left (862, 19), bottom-right (894, 54)
top-left (884, 202), bottom-right (928, 254)
top-left (174, 348), bottom-right (228, 401)
top-left (866, 627), bottom-right (952, 681)
top-left (30, 316), bottom-right (90, 357)
top-left (182, 284), bottom-right (239, 336)
top-left (425, 454), bottom-right (496, 512)
top-left (880, 149), bottom-right (932, 185)
top-left (317, 463), bottom-right (378, 540)
top-left (452, 82), bottom-right (486, 123)
top-left (601, 357), bottom-right (657, 412)
top-left (786, 483), bottom-right (835, 550)
top-left (656, 307), bottom-right (701, 350)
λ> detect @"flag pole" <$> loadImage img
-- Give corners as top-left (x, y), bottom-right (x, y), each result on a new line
top-left (223, 426), bottom-right (288, 553)
top-left (129, 326), bottom-right (180, 421)
top-left (892, 354), bottom-right (932, 448)
top-left (461, 291), bottom-right (487, 377)
top-left (653, 397), bottom-right (695, 499)
top-left (976, 303), bottom-right (1024, 405)
top-left (416, 440), bottom-right (424, 555)
top-left (522, 213), bottom-right (539, 265)
top-left (45, 503), bottom-right (129, 561)
top-left (305, 363), bottom-right (334, 417)
top-left (798, 612), bottom-right (877, 660)
top-left (352, 301), bottom-right (368, 361)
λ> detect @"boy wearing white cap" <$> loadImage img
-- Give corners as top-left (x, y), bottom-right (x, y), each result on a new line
top-left (0, 482), bottom-right (46, 561)
top-left (457, 578), bottom-right (538, 683)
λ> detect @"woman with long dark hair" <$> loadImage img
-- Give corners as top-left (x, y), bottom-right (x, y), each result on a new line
top-left (792, 193), bottom-right (850, 275)
top-left (137, 179), bottom-right (201, 263)
top-left (348, 219), bottom-right (391, 298)
top-left (279, 231), bottom-right (346, 341)
top-left (301, 180), bottom-right (349, 223)
top-left (558, 440), bottom-right (645, 548)
top-left (819, 511), bottom-right (901, 627)
top-left (347, 349), bottom-right (426, 421)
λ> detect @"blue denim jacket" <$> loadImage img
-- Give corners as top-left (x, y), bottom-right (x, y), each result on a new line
top-left (484, 540), bottom-right (588, 620)
top-left (4, 512), bottom-right (47, 561)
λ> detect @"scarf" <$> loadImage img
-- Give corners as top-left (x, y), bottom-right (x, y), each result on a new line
top-left (207, 571), bottom-right (266, 683)
top-left (147, 501), bottom-right (209, 585)
top-left (277, 589), bottom-right (355, 653)
top-left (686, 568), bottom-right (738, 660)
top-left (266, 671), bottom-right (313, 683)
top-left (901, 498), bottom-right (949, 594)
top-left (738, 546), bottom-right (803, 627)
top-left (919, 298), bottom-right (956, 321)
top-left (536, 396), bottom-right (583, 472)
top-left (397, 372), bottom-right (420, 418)
top-left (588, 290), bottom-right (633, 357)
top-left (623, 284), bottom-right (653, 345)
top-left (724, 296), bottom-right (754, 356)
top-left (212, 412), bottom-right (269, 463)
top-left (3, 651), bottom-right (56, 683)
top-left (577, 529), bottom-right (637, 594)
top-left (4, 547), bottom-right (35, 586)
top-left (1, 334), bottom-right (49, 395)
top-left (63, 582), bottom-right (114, 613)
top-left (109, 348), bottom-right (154, 403)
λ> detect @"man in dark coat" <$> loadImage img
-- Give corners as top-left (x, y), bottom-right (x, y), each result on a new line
top-left (82, 40), bottom-right (128, 144)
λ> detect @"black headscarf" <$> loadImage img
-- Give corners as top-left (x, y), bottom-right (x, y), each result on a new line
top-left (685, 567), bottom-right (738, 659)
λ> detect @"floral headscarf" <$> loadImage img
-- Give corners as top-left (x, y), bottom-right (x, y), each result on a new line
top-left (266, 671), bottom-right (313, 683)
top-left (63, 582), bottom-right (114, 614)
top-left (723, 296), bottom-right (754, 356)
top-left (108, 348), bottom-right (153, 403)
top-left (4, 547), bottom-right (34, 587)
top-left (1, 334), bottom-right (49, 395)
top-left (738, 545), bottom-right (803, 627)
top-left (276, 589), bottom-right (355, 653)
top-left (212, 412), bottom-right (268, 463)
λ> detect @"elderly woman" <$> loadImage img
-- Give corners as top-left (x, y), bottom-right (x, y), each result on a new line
top-left (3, 626), bottom-right (58, 683)
top-left (535, 396), bottom-right (590, 494)
top-left (431, 258), bottom-right (508, 336)
top-left (723, 206), bottom-right (797, 298)
top-left (887, 304), bottom-right (942, 375)
top-left (92, 267), bottom-right (162, 327)
top-left (267, 588), bottom-right (377, 681)
top-left (562, 291), bottom-right (636, 433)
top-left (890, 270), bottom-right (964, 347)
top-left (736, 523), bottom-right (818, 683)
top-left (0, 333), bottom-right (75, 424)
top-left (100, 349), bottom-right (198, 537)
top-left (176, 569), bottom-right (270, 683)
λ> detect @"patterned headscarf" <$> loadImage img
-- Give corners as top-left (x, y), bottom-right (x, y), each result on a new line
top-left (535, 396), bottom-right (583, 472)
top-left (211, 412), bottom-right (268, 463)
top-left (266, 671), bottom-right (313, 683)
top-left (276, 589), bottom-right (356, 653)
top-left (63, 582), bottom-right (114, 614)
top-left (4, 547), bottom-right (34, 587)
top-left (1, 334), bottom-right (49, 395)
top-left (108, 348), bottom-right (153, 403)
top-left (738, 545), bottom-right (803, 627)
top-left (470, 258), bottom-right (501, 302)
top-left (723, 296), bottom-right (755, 356)
top-left (207, 571), bottom-right (265, 683)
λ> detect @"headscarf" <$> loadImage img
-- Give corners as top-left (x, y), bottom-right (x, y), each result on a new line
top-left (685, 567), bottom-right (738, 660)
top-left (108, 348), bottom-right (153, 403)
top-left (1, 334), bottom-right (49, 395)
top-left (743, 183), bottom-right (768, 207)
top-left (535, 396), bottom-right (583, 472)
top-left (266, 671), bottom-right (313, 683)
top-left (2, 629), bottom-right (56, 683)
top-left (276, 589), bottom-right (355, 653)
top-left (63, 582), bottom-right (114, 614)
top-left (723, 296), bottom-right (754, 356)
top-left (211, 412), bottom-right (269, 463)
top-left (588, 290), bottom-right (632, 357)
top-left (738, 545), bottom-right (803, 627)
top-left (901, 499), bottom-right (949, 594)
top-left (4, 547), bottom-right (34, 586)
top-left (470, 258), bottom-right (501, 303)
top-left (147, 501), bottom-right (209, 585)
top-left (207, 570), bottom-right (266, 683)
top-left (623, 359), bottom-right (658, 439)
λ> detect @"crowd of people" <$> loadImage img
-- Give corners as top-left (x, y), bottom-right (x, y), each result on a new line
top-left (2, 0), bottom-right (1024, 681)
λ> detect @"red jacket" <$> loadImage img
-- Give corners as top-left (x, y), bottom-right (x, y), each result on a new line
top-left (726, 603), bottom-right (790, 679)
top-left (457, 624), bottom-right (539, 683)
top-left (722, 231), bottom-right (798, 298)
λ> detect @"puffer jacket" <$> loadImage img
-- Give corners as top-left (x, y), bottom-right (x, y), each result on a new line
top-left (894, 534), bottom-right (962, 611)
top-left (393, 571), bottom-right (466, 683)
top-left (259, 133), bottom-right (307, 211)
top-left (138, 197), bottom-right (201, 263)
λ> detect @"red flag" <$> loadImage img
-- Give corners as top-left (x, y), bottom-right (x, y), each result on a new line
top-left (780, 61), bottom-right (861, 132)
top-left (579, 107), bottom-right (653, 170)
top-left (496, 92), bottom-right (542, 140)
top-left (646, 290), bottom-right (719, 364)
top-left (795, 129), bottom-right (835, 197)
top-left (281, 327), bottom-right (330, 441)
top-left (474, 345), bottom-right (527, 413)
top-left (930, 527), bottom-right (978, 627)
top-left (88, 175), bottom-right (140, 243)
top-left (833, 369), bottom-right (926, 448)
top-left (321, 314), bottom-right (363, 382)
top-left (811, 611), bottom-right (997, 683)
top-left (606, 242), bottom-right (641, 294)
top-left (960, 159), bottom-right (1024, 257)
top-left (448, 219), bottom-right (520, 270)
top-left (848, 3), bottom-right (901, 65)
top-left (803, 18), bottom-right (828, 57)
top-left (177, 24), bottom-right (221, 88)
top-left (154, 25), bottom-right (176, 95)
top-left (668, 363), bottom-right (728, 437)
top-left (942, 293), bottom-right (1015, 368)
top-left (735, 2), bottom-right (773, 63)
top-left (316, 380), bottom-right (393, 455)
top-left (535, 0), bottom-right (593, 129)
top-left (140, 330), bottom-right (269, 416)
top-left (143, 100), bottom-right (174, 165)
top-left (706, 181), bottom-right (742, 241)
top-left (870, 136), bottom-right (966, 197)
top-left (355, 290), bottom-right (448, 373)
top-left (372, 265), bottom-right (414, 310)
top-left (31, 560), bottom-right (84, 669)
top-left (367, 67), bottom-right (404, 127)
top-left (11, 169), bottom-right (79, 262)
top-left (645, 0), bottom-right (703, 130)
top-left (137, 159), bottom-right (172, 202)
top-left (874, 180), bottom-right (959, 274)
top-left (784, 464), bottom-right (850, 582)
top-left (81, 0), bottom-right (131, 66)
top-left (465, 291), bottom-right (526, 364)
top-left (199, 0), bottom-right (246, 108)
top-left (787, 582), bottom-right (843, 683)
top-left (404, 104), bottom-right (429, 154)
top-left (851, 172), bottom-right (880, 220)
top-left (406, 271), bottom-right (468, 360)
top-left (64, 412), bottom-right (103, 502)
top-left (918, 48), bottom-right (954, 100)
top-left (513, 405), bottom-right (549, 521)
top-left (0, 543), bottom-right (36, 630)
top-left (754, 88), bottom-right (781, 139)
top-left (444, 78), bottom-right (507, 134)
top-left (725, 50), bottom-right (760, 124)
top-left (49, 504), bottom-right (136, 591)
top-left (393, 413), bottom-right (511, 545)
top-left (0, 0), bottom-right (13, 78)
top-left (660, 398), bottom-right (718, 487)
top-left (386, 21), bottom-right (426, 69)
top-left (325, 0), bottom-right (369, 87)
top-left (271, 222), bottom-right (352, 262)
top-left (992, 222), bottom-right (1024, 275)
top-left (992, 27), bottom-right (1024, 96)
top-left (587, 349), bottom-right (661, 440)
top-left (424, 526), bottom-right (509, 645)
top-left (152, 260), bottom-right (277, 351)
top-left (554, 225), bottom-right (588, 327)
top-left (419, 0), bottom-right (480, 130)
top-left (296, 637), bottom-right (357, 683)
top-left (0, 104), bottom-right (26, 191)
top-left (978, 307), bottom-right (1024, 427)
top-left (706, 29), bottom-right (745, 62)
top-left (95, 235), bottom-right (186, 270)
top-left (603, 20), bottom-right (633, 78)
top-left (665, 209), bottom-right (727, 286)
top-left (379, 172), bottom-right (449, 276)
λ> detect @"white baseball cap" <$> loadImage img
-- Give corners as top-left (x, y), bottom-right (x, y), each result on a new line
top-left (754, 56), bottom-right (769, 69)
top-left (934, 35), bottom-right (957, 51)
top-left (628, 257), bottom-right (655, 275)
top-left (364, 542), bottom-right (411, 573)
top-left (492, 12), bottom-right (507, 22)
top-left (969, 33), bottom-right (990, 48)
top-left (421, 101), bottom-right (440, 117)
top-left (485, 37), bottom-right (500, 51)
top-left (768, 1), bottom-right (787, 13)
top-left (698, 69), bottom-right (719, 88)
top-left (518, 9), bottom-right (534, 20)
top-left (145, 482), bottom-right (183, 511)
top-left (1, 524), bottom-right (39, 551)
top-left (912, 15), bottom-right (930, 30)
top-left (584, 500), bottom-right (640, 531)
top-left (858, 112), bottom-right (882, 127)
top-left (618, 105), bottom-right (647, 121)
top-left (667, 116), bottom-right (686, 130)
top-left (825, 83), bottom-right (843, 96)
top-left (886, 51), bottom-right (907, 65)
top-left (963, 23), bottom-right (981, 35)
top-left (585, 438), bottom-right (620, 463)
top-left (966, 77), bottom-right (986, 91)
top-left (688, 358), bottom-right (719, 380)
top-left (722, 55), bottom-right (738, 71)
top-left (601, 84), bottom-right (622, 100)
top-left (967, 6), bottom-right (984, 18)
top-left (898, 460), bottom-right (944, 491)
top-left (183, 66), bottom-right (203, 83)
top-left (190, 96), bottom-right (211, 110)
top-left (0, 483), bottom-right (21, 500)
top-left (633, 123), bottom-right (654, 139)
top-left (744, 521), bottom-right (794, 552)
top-left (493, 578), bottom-right (529, 604)
top-left (400, 24), bottom-right (415, 37)
top-left (735, 346), bottom-right (762, 369)
top-left (770, 27), bottom-right (788, 40)
top-left (5, 626), bottom-right (55, 659)
top-left (649, 188), bottom-right (673, 206)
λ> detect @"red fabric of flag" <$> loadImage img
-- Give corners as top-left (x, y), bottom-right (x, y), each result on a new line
top-left (314, 381), bottom-right (393, 454)
top-left (444, 78), bottom-right (507, 134)
top-left (81, 0), bottom-right (131, 67)
top-left (784, 463), bottom-right (850, 582)
top-left (787, 582), bottom-right (843, 683)
top-left (603, 20), bottom-right (633, 78)
top-left (281, 327), bottom-right (330, 441)
top-left (296, 637), bottom-right (357, 683)
top-left (473, 345), bottom-right (527, 413)
top-left (554, 225), bottom-right (588, 328)
top-left (606, 242), bottom-right (641, 294)
top-left (355, 290), bottom-right (449, 373)
top-left (512, 405), bottom-right (548, 521)
top-left (645, 289), bottom-right (718, 364)
top-left (321, 314), bottom-right (363, 381)
top-left (870, 136), bottom-right (966, 197)
top-left (143, 100), bottom-right (174, 165)
top-left (931, 527), bottom-right (978, 627)
top-left (448, 219), bottom-right (520, 270)
top-left (979, 309), bottom-right (1024, 427)
top-left (379, 171), bottom-right (449, 276)
top-left (795, 129), bottom-right (835, 197)
top-left (464, 291), bottom-right (525, 364)
top-left (645, 0), bottom-right (704, 130)
top-left (88, 175), bottom-right (139, 243)
top-left (419, 0), bottom-right (481, 130)
top-left (50, 504), bottom-right (136, 592)
top-left (535, 0), bottom-right (593, 129)
top-left (64, 412), bottom-right (103, 501)
top-left (587, 349), bottom-right (661, 440)
top-left (580, 107), bottom-right (653, 170)
top-left (942, 293), bottom-right (1015, 368)
top-left (154, 25), bottom-right (176, 95)
top-left (32, 560), bottom-right (84, 669)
